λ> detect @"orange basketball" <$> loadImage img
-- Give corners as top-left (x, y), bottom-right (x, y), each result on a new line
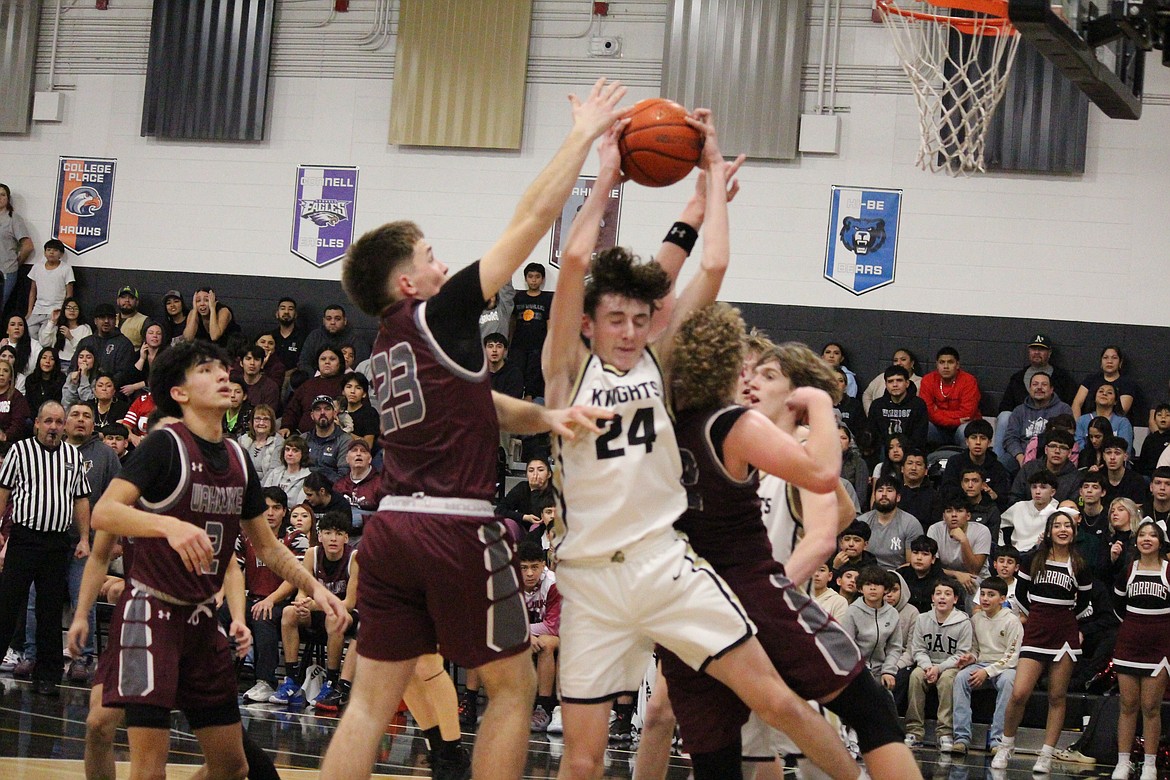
top-left (618, 98), bottom-right (703, 187)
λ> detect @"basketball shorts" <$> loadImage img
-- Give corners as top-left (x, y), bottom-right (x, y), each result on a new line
top-left (356, 496), bottom-right (529, 669)
top-left (555, 531), bottom-right (755, 703)
top-left (97, 585), bottom-right (237, 713)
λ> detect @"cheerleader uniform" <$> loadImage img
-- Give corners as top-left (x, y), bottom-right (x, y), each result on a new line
top-left (1016, 555), bottom-right (1093, 662)
top-left (1112, 560), bottom-right (1170, 677)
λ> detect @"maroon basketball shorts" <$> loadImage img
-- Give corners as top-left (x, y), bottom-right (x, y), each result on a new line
top-left (97, 585), bottom-right (237, 713)
top-left (356, 496), bottom-right (529, 669)
top-left (660, 558), bottom-right (864, 755)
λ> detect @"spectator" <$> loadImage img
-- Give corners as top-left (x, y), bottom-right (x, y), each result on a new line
top-left (1106, 497), bottom-right (1141, 579)
top-left (118, 322), bottom-right (164, 399)
top-left (497, 456), bottom-right (555, 529)
top-left (1099, 436), bottom-right (1149, 509)
top-left (957, 466), bottom-right (1002, 548)
top-left (898, 449), bottom-right (940, 528)
top-left (860, 476), bottom-right (924, 570)
top-left (297, 304), bottom-right (368, 375)
top-left (519, 540), bottom-right (562, 733)
top-left (158, 289), bottom-right (188, 346)
top-left (303, 396), bottom-right (353, 484)
top-left (25, 239), bottom-right (74, 343)
top-left (261, 435), bottom-right (311, 506)
top-left (61, 346), bottom-right (97, 407)
top-left (76, 304), bottom-right (135, 388)
top-left (87, 372), bottom-right (129, 431)
top-left (222, 378), bottom-right (252, 439)
top-left (918, 346), bottom-right (982, 447)
top-left (929, 497), bottom-right (992, 596)
top-left (951, 576), bottom-right (1022, 755)
top-left (1071, 345), bottom-right (1138, 421)
top-left (1135, 403), bottom-right (1170, 476)
top-left (820, 341), bottom-right (857, 398)
top-left (1001, 469), bottom-right (1059, 551)
top-left (831, 520), bottom-right (879, 575)
top-left (101, 423), bottom-right (130, 461)
top-left (281, 346), bottom-right (345, 436)
top-left (940, 419), bottom-right (1011, 510)
top-left (0, 362), bottom-right (30, 442)
top-left (1, 314), bottom-right (33, 386)
top-left (812, 560), bottom-right (850, 619)
top-left (1078, 415), bottom-right (1113, 471)
top-left (485, 332), bottom-right (524, 399)
top-left (332, 439), bottom-right (380, 530)
top-left (238, 404), bottom-right (284, 482)
top-left (114, 285), bottom-right (148, 348)
top-left (268, 297), bottom-right (306, 376)
top-left (302, 471), bottom-right (352, 525)
top-left (510, 263), bottom-right (553, 401)
top-left (1021, 412), bottom-right (1078, 467)
top-left (336, 372), bottom-right (377, 450)
top-left (840, 566), bottom-right (902, 691)
top-left (38, 296), bottom-right (90, 372)
top-left (1144, 466), bottom-right (1170, 528)
top-left (24, 348), bottom-right (64, 411)
top-left (896, 536), bottom-right (949, 614)
top-left (872, 433), bottom-right (909, 485)
top-left (904, 577), bottom-right (972, 750)
top-left (861, 347), bottom-right (922, 414)
top-left (833, 366), bottom-right (868, 447)
top-left (993, 547), bottom-right (1022, 614)
top-left (478, 280), bottom-right (515, 343)
top-left (288, 501), bottom-right (317, 548)
top-left (839, 424), bottom-right (869, 505)
top-left (183, 287), bottom-right (240, 345)
top-left (1075, 383), bottom-right (1134, 452)
top-left (886, 571), bottom-right (920, 677)
top-left (119, 388), bottom-right (155, 448)
top-left (235, 345), bottom-right (282, 416)
top-left (0, 183), bottom-right (33, 314)
top-left (869, 365), bottom-right (929, 453)
top-left (993, 334), bottom-right (1076, 458)
top-left (1077, 473), bottom-right (1110, 569)
top-left (254, 333), bottom-right (287, 386)
top-left (0, 345), bottom-right (24, 394)
top-left (1010, 428), bottom-right (1081, 504)
top-left (835, 564), bottom-right (861, 602)
top-left (1002, 372), bottom-right (1073, 473)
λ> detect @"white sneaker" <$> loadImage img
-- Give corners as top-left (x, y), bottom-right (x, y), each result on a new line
top-left (904, 734), bottom-right (922, 748)
top-left (0, 649), bottom-right (20, 673)
top-left (547, 705), bottom-right (563, 734)
top-left (991, 744), bottom-right (1014, 770)
top-left (1112, 762), bottom-right (1134, 780)
top-left (1033, 753), bottom-right (1053, 774)
top-left (1140, 764), bottom-right (1157, 780)
top-left (938, 736), bottom-right (954, 752)
top-left (243, 680), bottom-right (275, 703)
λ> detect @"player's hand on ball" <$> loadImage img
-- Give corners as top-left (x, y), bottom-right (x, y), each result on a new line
top-left (685, 109), bottom-right (722, 168)
top-left (166, 518), bottom-right (215, 573)
top-left (569, 78), bottom-right (628, 140)
top-left (599, 118), bottom-right (630, 180)
top-left (229, 620), bottom-right (253, 658)
top-left (547, 405), bottom-right (614, 440)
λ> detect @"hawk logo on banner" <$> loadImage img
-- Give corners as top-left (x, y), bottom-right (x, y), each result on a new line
top-left (823, 185), bottom-right (902, 296)
top-left (548, 176), bottom-right (622, 269)
top-left (292, 166), bottom-right (358, 267)
top-left (52, 157), bottom-right (116, 254)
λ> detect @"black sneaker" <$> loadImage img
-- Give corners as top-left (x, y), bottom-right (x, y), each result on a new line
top-left (608, 716), bottom-right (634, 744)
top-left (314, 684), bottom-right (348, 713)
top-left (457, 693), bottom-right (478, 729)
top-left (432, 743), bottom-right (471, 780)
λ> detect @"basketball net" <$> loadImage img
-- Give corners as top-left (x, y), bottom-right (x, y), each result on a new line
top-left (877, 0), bottom-right (1020, 175)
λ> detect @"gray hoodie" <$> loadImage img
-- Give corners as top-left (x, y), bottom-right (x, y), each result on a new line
top-left (890, 570), bottom-right (919, 669)
top-left (912, 605), bottom-right (973, 672)
top-left (842, 599), bottom-right (903, 678)
top-left (1003, 395), bottom-right (1073, 459)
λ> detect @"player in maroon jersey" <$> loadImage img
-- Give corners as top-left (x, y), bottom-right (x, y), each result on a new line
top-left (318, 78), bottom-right (624, 780)
top-left (92, 340), bottom-right (349, 780)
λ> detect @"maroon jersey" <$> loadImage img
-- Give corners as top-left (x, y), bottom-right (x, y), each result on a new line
top-left (675, 406), bottom-right (774, 569)
top-left (333, 470), bottom-right (382, 512)
top-left (371, 298), bottom-right (497, 500)
top-left (238, 528), bottom-right (309, 599)
top-left (312, 544), bottom-right (356, 597)
top-left (125, 423), bottom-right (250, 604)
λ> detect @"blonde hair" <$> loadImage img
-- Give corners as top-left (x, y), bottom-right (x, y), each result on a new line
top-left (671, 303), bottom-right (745, 412)
top-left (1110, 497), bottom-right (1142, 534)
top-left (754, 342), bottom-right (843, 404)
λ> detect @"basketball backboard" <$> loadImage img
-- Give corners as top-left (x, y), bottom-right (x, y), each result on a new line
top-left (1006, 0), bottom-right (1164, 118)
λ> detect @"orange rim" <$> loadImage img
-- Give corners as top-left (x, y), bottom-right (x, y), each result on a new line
top-left (876, 0), bottom-right (1015, 35)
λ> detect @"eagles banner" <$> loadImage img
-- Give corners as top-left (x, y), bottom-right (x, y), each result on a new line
top-left (52, 157), bottom-right (117, 255)
top-left (548, 176), bottom-right (622, 269)
top-left (292, 165), bottom-right (359, 267)
top-left (823, 185), bottom-right (902, 296)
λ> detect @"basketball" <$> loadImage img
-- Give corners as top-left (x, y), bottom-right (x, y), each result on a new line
top-left (618, 98), bottom-right (703, 187)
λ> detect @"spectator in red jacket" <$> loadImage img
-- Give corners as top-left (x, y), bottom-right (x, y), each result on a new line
top-left (919, 346), bottom-right (982, 448)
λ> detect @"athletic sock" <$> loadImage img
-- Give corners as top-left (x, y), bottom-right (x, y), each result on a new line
top-left (423, 726), bottom-right (442, 751)
top-left (1000, 736), bottom-right (1016, 749)
top-left (1120, 753), bottom-right (1132, 766)
top-left (1040, 744), bottom-right (1055, 758)
top-left (1144, 754), bottom-right (1157, 768)
top-left (857, 768), bottom-right (872, 780)
top-left (326, 667), bottom-right (340, 684)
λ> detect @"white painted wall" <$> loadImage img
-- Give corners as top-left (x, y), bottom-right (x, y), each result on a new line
top-left (2, 0), bottom-right (1167, 325)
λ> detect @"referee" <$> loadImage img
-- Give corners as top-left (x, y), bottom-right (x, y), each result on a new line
top-left (0, 401), bottom-right (91, 696)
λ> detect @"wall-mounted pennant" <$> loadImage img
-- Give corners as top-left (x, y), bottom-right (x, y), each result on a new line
top-left (52, 156), bottom-right (117, 254)
top-left (292, 165), bottom-right (359, 267)
top-left (548, 176), bottom-right (622, 269)
top-left (823, 185), bottom-right (902, 295)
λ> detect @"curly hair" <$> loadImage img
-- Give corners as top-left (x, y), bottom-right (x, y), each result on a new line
top-left (583, 247), bottom-right (671, 316)
top-left (754, 342), bottom-right (843, 404)
top-left (343, 220), bottom-right (424, 316)
top-left (671, 303), bottom-right (745, 412)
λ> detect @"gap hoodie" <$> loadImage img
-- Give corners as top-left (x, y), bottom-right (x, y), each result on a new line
top-left (912, 606), bottom-right (973, 671)
top-left (842, 598), bottom-right (903, 678)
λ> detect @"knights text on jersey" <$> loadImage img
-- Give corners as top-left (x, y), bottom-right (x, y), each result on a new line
top-left (552, 351), bottom-right (686, 561)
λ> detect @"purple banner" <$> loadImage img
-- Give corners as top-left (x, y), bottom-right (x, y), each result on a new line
top-left (291, 165), bottom-right (359, 267)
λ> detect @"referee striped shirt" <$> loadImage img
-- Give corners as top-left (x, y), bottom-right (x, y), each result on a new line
top-left (0, 438), bottom-right (90, 533)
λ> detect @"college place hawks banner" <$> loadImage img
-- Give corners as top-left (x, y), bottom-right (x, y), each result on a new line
top-left (291, 165), bottom-right (359, 267)
top-left (52, 157), bottom-right (117, 255)
top-left (823, 185), bottom-right (902, 296)
top-left (548, 176), bottom-right (622, 269)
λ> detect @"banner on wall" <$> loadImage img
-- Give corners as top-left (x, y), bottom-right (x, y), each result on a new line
top-left (823, 185), bottom-right (902, 296)
top-left (52, 156), bottom-right (117, 255)
top-left (292, 165), bottom-right (359, 267)
top-left (548, 176), bottom-right (623, 269)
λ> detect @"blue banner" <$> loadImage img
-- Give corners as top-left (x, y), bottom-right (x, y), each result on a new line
top-left (52, 156), bottom-right (117, 255)
top-left (291, 165), bottom-right (359, 267)
top-left (823, 185), bottom-right (902, 295)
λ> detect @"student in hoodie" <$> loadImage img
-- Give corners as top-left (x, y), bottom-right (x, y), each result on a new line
top-left (1010, 428), bottom-right (1081, 505)
top-left (939, 419), bottom-right (1011, 511)
top-left (841, 567), bottom-right (903, 692)
top-left (814, 560), bottom-right (851, 620)
top-left (839, 424), bottom-right (869, 507)
top-left (832, 520), bottom-right (879, 577)
top-left (1002, 372), bottom-right (1073, 474)
top-left (897, 536), bottom-right (951, 615)
top-left (903, 577), bottom-right (972, 750)
top-left (950, 576), bottom-right (1022, 755)
top-left (885, 571), bottom-right (919, 677)
top-left (992, 510), bottom-right (1094, 774)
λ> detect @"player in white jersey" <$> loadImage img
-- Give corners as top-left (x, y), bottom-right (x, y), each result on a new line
top-left (544, 115), bottom-right (866, 780)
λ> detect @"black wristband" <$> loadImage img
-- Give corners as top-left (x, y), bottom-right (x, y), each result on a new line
top-left (662, 221), bottom-right (698, 254)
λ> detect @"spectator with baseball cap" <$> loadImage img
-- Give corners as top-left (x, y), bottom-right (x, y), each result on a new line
top-left (159, 289), bottom-right (187, 346)
top-left (75, 304), bottom-right (135, 391)
top-left (303, 394), bottom-right (353, 484)
top-left (115, 285), bottom-right (148, 348)
top-left (993, 334), bottom-right (1076, 469)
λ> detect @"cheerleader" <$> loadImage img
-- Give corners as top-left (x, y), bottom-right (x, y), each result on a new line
top-left (991, 509), bottom-right (1093, 773)
top-left (1110, 520), bottom-right (1170, 780)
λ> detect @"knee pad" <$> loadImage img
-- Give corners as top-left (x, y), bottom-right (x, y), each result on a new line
top-left (825, 672), bottom-right (904, 754)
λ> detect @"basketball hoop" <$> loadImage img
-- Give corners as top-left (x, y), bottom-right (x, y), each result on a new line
top-left (877, 0), bottom-right (1021, 175)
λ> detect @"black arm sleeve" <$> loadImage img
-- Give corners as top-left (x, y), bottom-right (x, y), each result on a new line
top-left (423, 261), bottom-right (488, 373)
top-left (117, 430), bottom-right (182, 504)
top-left (240, 455), bottom-right (266, 520)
